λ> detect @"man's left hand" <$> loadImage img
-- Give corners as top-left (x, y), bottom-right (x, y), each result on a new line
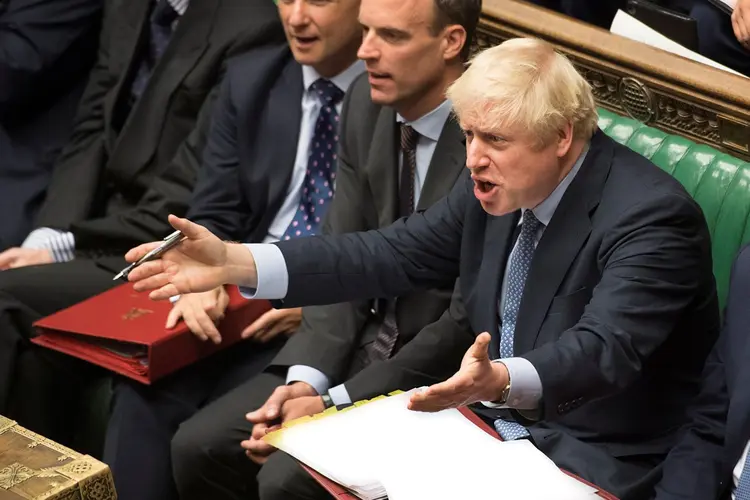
top-left (241, 307), bottom-right (302, 343)
top-left (0, 248), bottom-right (53, 270)
top-left (241, 395), bottom-right (325, 464)
top-left (408, 332), bottom-right (509, 412)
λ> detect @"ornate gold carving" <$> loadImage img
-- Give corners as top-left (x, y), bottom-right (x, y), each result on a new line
top-left (619, 77), bottom-right (656, 123)
top-left (0, 415), bottom-right (15, 434)
top-left (656, 96), bottom-right (721, 144)
top-left (0, 462), bottom-right (36, 489)
top-left (122, 307), bottom-right (153, 321)
top-left (79, 474), bottom-right (117, 500)
top-left (58, 461), bottom-right (93, 477)
top-left (28, 441), bottom-right (40, 448)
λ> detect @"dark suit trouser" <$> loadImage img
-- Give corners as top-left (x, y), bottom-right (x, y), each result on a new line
top-left (170, 349), bottom-right (379, 500)
top-left (104, 338), bottom-right (288, 500)
top-left (167, 371), bottom-right (329, 500)
top-left (0, 258), bottom-right (120, 444)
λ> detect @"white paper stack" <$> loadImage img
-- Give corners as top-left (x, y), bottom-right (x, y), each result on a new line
top-left (264, 390), bottom-right (600, 500)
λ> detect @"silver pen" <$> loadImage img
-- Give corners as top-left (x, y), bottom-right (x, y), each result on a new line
top-left (113, 230), bottom-right (184, 281)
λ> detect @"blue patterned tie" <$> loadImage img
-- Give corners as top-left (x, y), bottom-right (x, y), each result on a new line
top-left (282, 79), bottom-right (344, 240)
top-left (494, 210), bottom-right (543, 441)
top-left (736, 453), bottom-right (750, 499)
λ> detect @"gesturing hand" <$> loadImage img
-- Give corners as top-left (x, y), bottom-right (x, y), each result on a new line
top-left (408, 332), bottom-right (509, 412)
top-left (126, 215), bottom-right (256, 300)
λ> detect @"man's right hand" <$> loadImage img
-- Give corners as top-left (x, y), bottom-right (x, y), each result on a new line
top-left (126, 215), bottom-right (258, 300)
top-left (165, 287), bottom-right (230, 344)
top-left (241, 382), bottom-right (318, 464)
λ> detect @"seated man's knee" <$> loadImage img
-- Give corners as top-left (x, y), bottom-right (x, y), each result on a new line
top-left (171, 417), bottom-right (216, 483)
top-left (258, 451), bottom-right (320, 500)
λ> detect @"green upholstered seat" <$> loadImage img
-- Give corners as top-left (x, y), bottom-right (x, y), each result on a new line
top-left (598, 108), bottom-right (750, 310)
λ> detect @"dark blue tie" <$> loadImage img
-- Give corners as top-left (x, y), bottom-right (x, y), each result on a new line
top-left (494, 210), bottom-right (543, 441)
top-left (130, 0), bottom-right (178, 103)
top-left (282, 79), bottom-right (344, 240)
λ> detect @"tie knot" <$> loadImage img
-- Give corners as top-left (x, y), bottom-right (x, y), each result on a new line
top-left (310, 79), bottom-right (344, 106)
top-left (153, 0), bottom-right (179, 26)
top-left (400, 124), bottom-right (418, 152)
top-left (521, 210), bottom-right (542, 232)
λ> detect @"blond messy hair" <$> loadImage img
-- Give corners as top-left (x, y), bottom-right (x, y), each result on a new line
top-left (448, 38), bottom-right (598, 148)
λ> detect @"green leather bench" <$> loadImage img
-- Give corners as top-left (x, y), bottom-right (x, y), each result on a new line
top-left (598, 108), bottom-right (750, 310)
top-left (75, 107), bottom-right (750, 458)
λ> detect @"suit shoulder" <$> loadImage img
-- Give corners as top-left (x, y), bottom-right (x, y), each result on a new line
top-left (608, 140), bottom-right (701, 214)
top-left (226, 45), bottom-right (294, 77)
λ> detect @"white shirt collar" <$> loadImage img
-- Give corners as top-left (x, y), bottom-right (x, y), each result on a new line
top-left (301, 60), bottom-right (366, 94)
top-left (396, 99), bottom-right (454, 142)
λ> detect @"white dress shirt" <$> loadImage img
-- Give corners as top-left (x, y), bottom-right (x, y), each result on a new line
top-left (253, 99), bottom-right (455, 404)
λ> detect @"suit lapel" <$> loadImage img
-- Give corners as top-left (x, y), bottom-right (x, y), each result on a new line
top-left (366, 108), bottom-right (399, 226)
top-left (103, 0), bottom-right (151, 150)
top-left (417, 115), bottom-right (466, 209)
top-left (514, 132), bottom-right (613, 354)
top-left (115, 0), bottom-right (216, 178)
top-left (481, 213), bottom-right (520, 359)
top-left (262, 62), bottom-right (304, 221)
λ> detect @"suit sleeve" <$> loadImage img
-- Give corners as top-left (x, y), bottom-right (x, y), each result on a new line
top-left (273, 174), bottom-right (470, 308)
top-left (0, 0), bottom-right (101, 118)
top-left (183, 70), bottom-right (249, 241)
top-left (33, 0), bottom-right (117, 229)
top-left (653, 244), bottom-right (750, 500)
top-left (270, 82), bottom-right (376, 382)
top-left (345, 279), bottom-right (474, 402)
top-left (522, 192), bottom-right (715, 421)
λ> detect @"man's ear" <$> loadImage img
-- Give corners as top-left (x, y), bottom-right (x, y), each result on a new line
top-left (442, 25), bottom-right (467, 62)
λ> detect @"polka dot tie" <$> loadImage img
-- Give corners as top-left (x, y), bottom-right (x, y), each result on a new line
top-left (494, 210), bottom-right (543, 441)
top-left (736, 453), bottom-right (750, 499)
top-left (281, 79), bottom-right (344, 241)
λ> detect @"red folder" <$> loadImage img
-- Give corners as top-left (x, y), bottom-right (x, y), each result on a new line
top-left (302, 407), bottom-right (619, 500)
top-left (31, 283), bottom-right (271, 384)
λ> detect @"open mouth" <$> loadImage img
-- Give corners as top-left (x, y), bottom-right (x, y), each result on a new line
top-left (475, 179), bottom-right (497, 193)
top-left (368, 71), bottom-right (391, 80)
top-left (294, 36), bottom-right (318, 45)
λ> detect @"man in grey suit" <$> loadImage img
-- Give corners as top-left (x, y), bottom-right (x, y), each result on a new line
top-left (161, 0), bottom-right (481, 499)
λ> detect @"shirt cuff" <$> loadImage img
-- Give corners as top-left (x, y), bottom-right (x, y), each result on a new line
top-left (482, 358), bottom-right (542, 410)
top-left (327, 383), bottom-right (353, 406)
top-left (21, 228), bottom-right (75, 262)
top-left (286, 365), bottom-right (330, 395)
top-left (238, 244), bottom-right (289, 299)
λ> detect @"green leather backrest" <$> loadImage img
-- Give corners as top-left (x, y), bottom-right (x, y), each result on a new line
top-left (598, 108), bottom-right (750, 309)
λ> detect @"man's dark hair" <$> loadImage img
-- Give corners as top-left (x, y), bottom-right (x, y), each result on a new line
top-left (432, 0), bottom-right (482, 61)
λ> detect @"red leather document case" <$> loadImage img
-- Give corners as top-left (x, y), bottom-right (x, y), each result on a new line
top-left (302, 407), bottom-right (619, 500)
top-left (31, 283), bottom-right (270, 384)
